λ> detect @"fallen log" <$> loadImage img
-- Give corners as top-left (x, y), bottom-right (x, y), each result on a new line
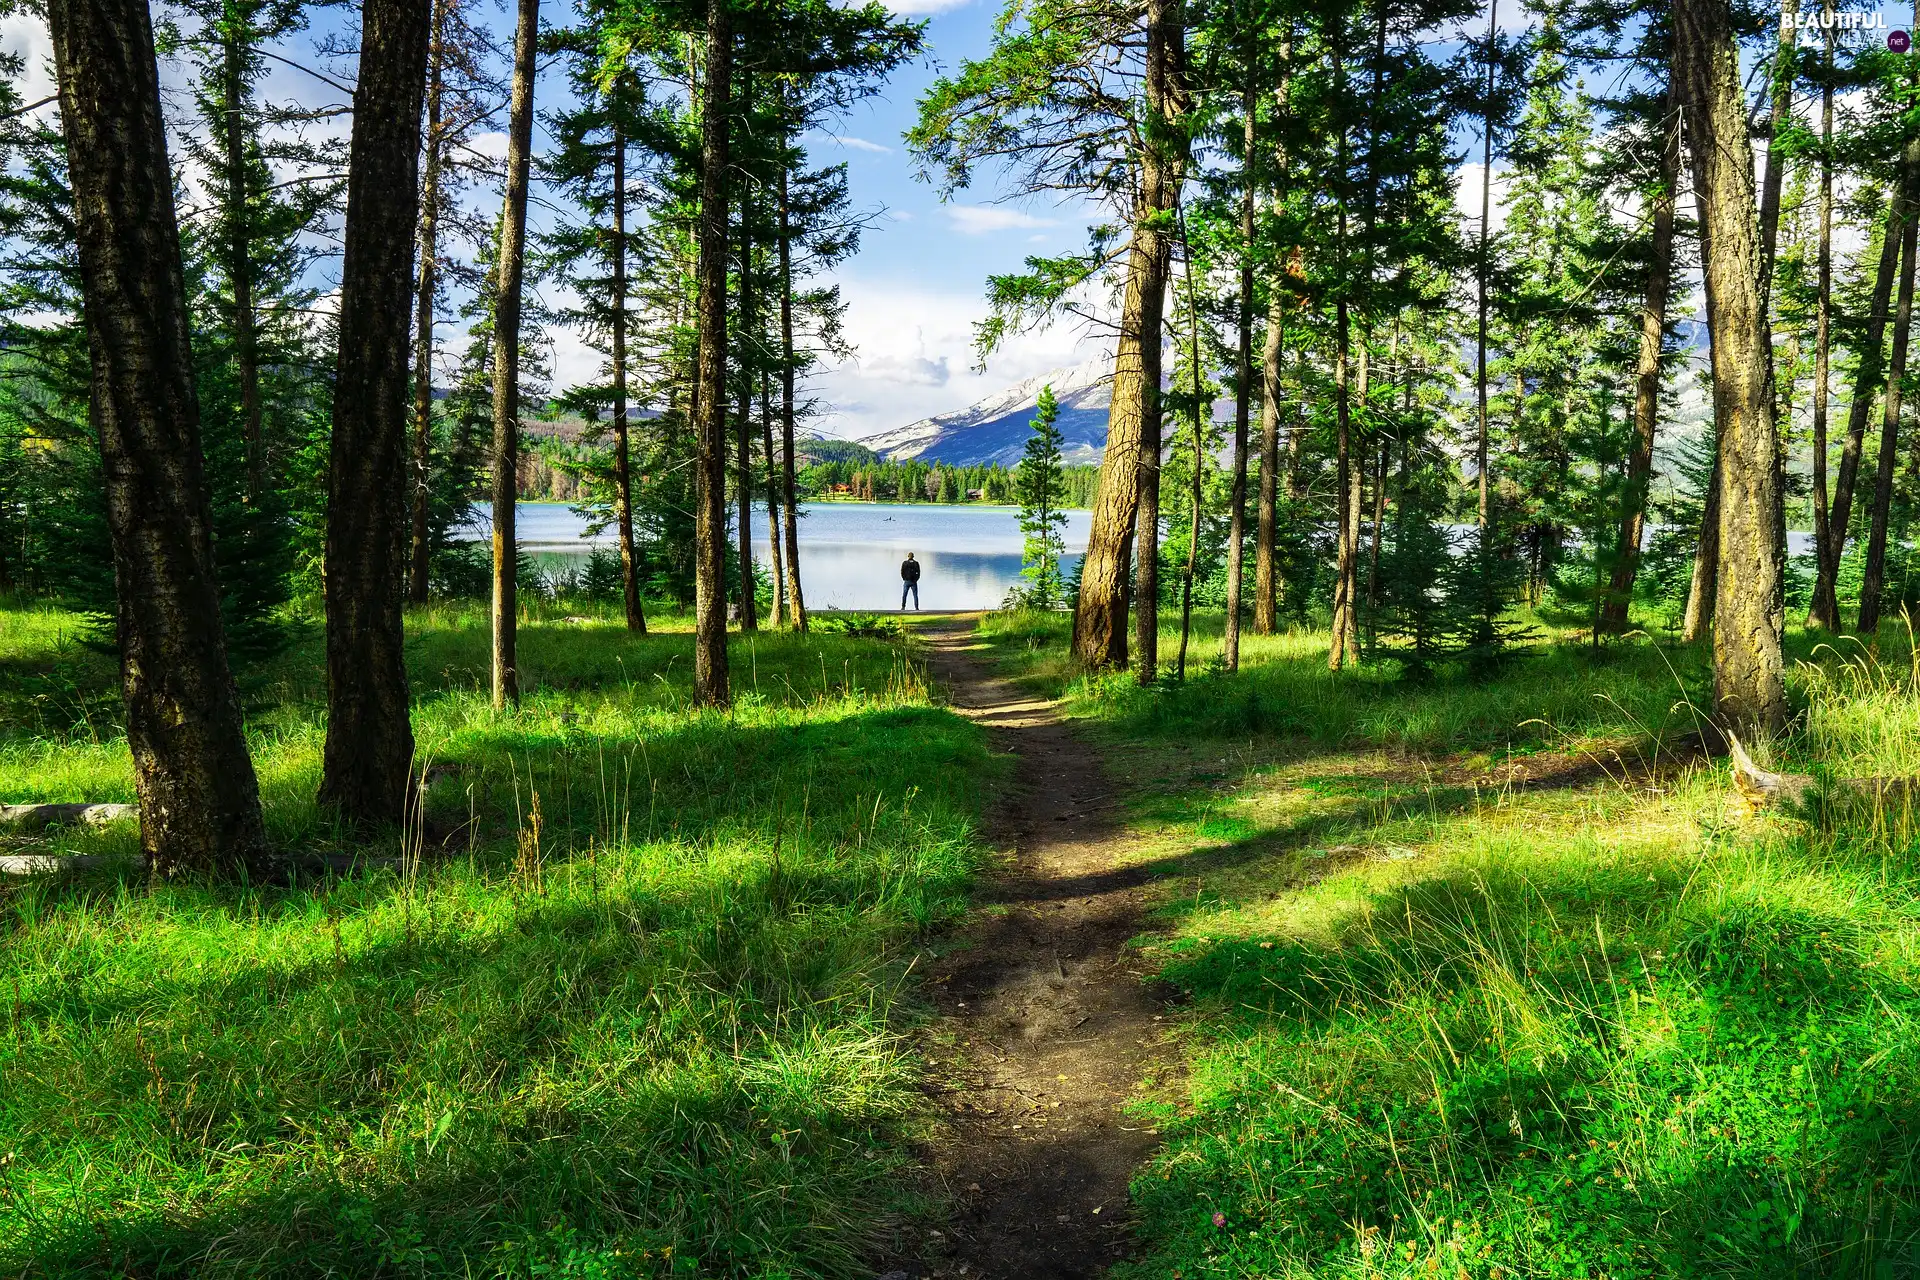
top-left (0, 802), bottom-right (137, 831)
top-left (1727, 734), bottom-right (1916, 814)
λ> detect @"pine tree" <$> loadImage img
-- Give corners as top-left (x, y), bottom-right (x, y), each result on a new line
top-left (1014, 384), bottom-right (1068, 608)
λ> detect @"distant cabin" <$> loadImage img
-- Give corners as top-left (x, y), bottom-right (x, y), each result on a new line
top-left (966, 489), bottom-right (984, 500)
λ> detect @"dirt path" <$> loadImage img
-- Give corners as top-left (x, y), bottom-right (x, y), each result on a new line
top-left (905, 618), bottom-right (1175, 1279)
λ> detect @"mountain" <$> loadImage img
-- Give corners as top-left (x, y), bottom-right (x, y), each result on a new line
top-left (862, 356), bottom-right (1111, 467)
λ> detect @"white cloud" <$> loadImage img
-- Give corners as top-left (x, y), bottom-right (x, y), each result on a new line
top-left (945, 205), bottom-right (1056, 235)
top-left (861, 351), bottom-right (951, 386)
top-left (825, 134), bottom-right (893, 155)
top-left (0, 14), bottom-right (55, 103)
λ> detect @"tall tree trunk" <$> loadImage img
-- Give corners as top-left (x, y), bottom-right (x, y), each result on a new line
top-left (319, 0), bottom-right (430, 828)
top-left (50, 0), bottom-right (270, 876)
top-left (220, 25), bottom-right (265, 503)
top-left (1224, 68), bottom-right (1253, 672)
top-left (1811, 182), bottom-right (1904, 628)
top-left (1676, 0), bottom-right (1786, 736)
top-left (610, 102), bottom-right (644, 632)
top-left (1175, 206), bottom-right (1204, 680)
top-left (692, 0), bottom-right (733, 707)
top-left (1475, 0), bottom-right (1497, 527)
top-left (735, 195), bottom-right (757, 632)
top-left (489, 0), bottom-right (537, 711)
top-left (1757, 0), bottom-right (1797, 306)
top-left (407, 0), bottom-right (448, 607)
top-left (1601, 93), bottom-right (1678, 633)
top-left (1253, 290), bottom-right (1282, 635)
top-left (761, 368), bottom-right (784, 626)
top-left (1857, 143), bottom-right (1920, 635)
top-left (1329, 269), bottom-right (1355, 670)
top-left (777, 151), bottom-right (806, 632)
top-left (1807, 3), bottom-right (1837, 630)
top-left (1682, 182), bottom-right (1721, 645)
top-left (1070, 0), bottom-right (1186, 672)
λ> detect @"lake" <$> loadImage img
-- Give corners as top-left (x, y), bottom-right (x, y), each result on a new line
top-left (468, 501), bottom-right (1093, 612)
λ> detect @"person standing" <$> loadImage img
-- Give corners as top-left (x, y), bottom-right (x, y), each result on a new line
top-left (900, 551), bottom-right (922, 611)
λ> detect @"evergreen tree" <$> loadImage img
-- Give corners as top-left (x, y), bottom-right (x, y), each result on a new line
top-left (1014, 384), bottom-right (1068, 608)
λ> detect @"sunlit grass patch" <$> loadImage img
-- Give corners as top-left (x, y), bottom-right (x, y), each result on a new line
top-left (976, 608), bottom-right (1920, 1278)
top-left (0, 602), bottom-right (996, 1277)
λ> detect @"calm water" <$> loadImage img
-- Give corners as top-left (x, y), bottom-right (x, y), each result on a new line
top-left (467, 501), bottom-right (1092, 611)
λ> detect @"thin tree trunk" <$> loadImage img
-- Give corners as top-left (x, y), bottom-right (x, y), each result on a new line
top-left (735, 191), bottom-right (757, 632)
top-left (1071, 0), bottom-right (1186, 672)
top-left (610, 102), bottom-right (644, 632)
top-left (319, 0), bottom-right (430, 829)
top-left (1806, 2), bottom-right (1837, 630)
top-left (1682, 181), bottom-right (1721, 645)
top-left (1757, 0), bottom-right (1798, 307)
top-left (1858, 142), bottom-right (1920, 635)
top-left (777, 150), bottom-right (806, 632)
top-left (1176, 205), bottom-right (1204, 681)
top-left (50, 0), bottom-right (270, 876)
top-left (692, 0), bottom-right (733, 707)
top-left (220, 26), bottom-right (265, 503)
top-left (761, 368), bottom-right (784, 626)
top-left (1330, 269), bottom-right (1354, 669)
top-left (1223, 59), bottom-right (1254, 671)
top-left (489, 0), bottom-right (537, 711)
top-left (1253, 289), bottom-right (1282, 635)
top-left (1811, 182), bottom-right (1904, 628)
top-left (1475, 0), bottom-right (1496, 527)
top-left (407, 0), bottom-right (447, 607)
top-left (1676, 0), bottom-right (1786, 736)
top-left (1602, 92), bottom-right (1678, 633)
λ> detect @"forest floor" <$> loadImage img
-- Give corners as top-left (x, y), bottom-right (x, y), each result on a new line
top-left (905, 619), bottom-right (1176, 1279)
top-left (7, 600), bottom-right (1920, 1278)
top-left (948, 610), bottom-right (1920, 1279)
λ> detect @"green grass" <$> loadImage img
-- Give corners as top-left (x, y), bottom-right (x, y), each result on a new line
top-left (0, 599), bottom-right (996, 1277)
top-left (976, 607), bottom-right (1920, 1279)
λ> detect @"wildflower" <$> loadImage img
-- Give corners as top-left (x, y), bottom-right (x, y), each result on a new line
top-left (1213, 1211), bottom-right (1226, 1228)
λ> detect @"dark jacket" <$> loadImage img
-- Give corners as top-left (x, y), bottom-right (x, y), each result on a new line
top-left (901, 558), bottom-right (921, 582)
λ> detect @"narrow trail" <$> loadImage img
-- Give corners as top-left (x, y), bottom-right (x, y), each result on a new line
top-left (906, 618), bottom-right (1176, 1279)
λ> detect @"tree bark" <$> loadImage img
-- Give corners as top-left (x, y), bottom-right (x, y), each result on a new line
top-left (220, 25), bottom-right (265, 503)
top-left (1857, 141), bottom-right (1920, 636)
top-left (1070, 0), bottom-right (1186, 672)
top-left (692, 0), bottom-right (733, 707)
top-left (761, 369), bottom-right (784, 625)
top-left (319, 0), bottom-right (430, 829)
top-left (1810, 181), bottom-right (1904, 629)
top-left (1757, 0), bottom-right (1797, 306)
top-left (489, 0), bottom-right (538, 711)
top-left (49, 0), bottom-right (271, 877)
top-left (407, 0), bottom-right (448, 607)
top-left (735, 192), bottom-right (757, 631)
top-left (1253, 289), bottom-right (1282, 635)
top-left (1601, 93), bottom-right (1678, 633)
top-left (610, 99), bottom-right (644, 632)
top-left (1475, 0), bottom-right (1497, 528)
top-left (777, 150), bottom-right (806, 632)
top-left (1806, 2), bottom-right (1837, 630)
top-left (1224, 69), bottom-right (1253, 672)
top-left (1676, 0), bottom-right (1786, 736)
top-left (1681, 180), bottom-right (1721, 646)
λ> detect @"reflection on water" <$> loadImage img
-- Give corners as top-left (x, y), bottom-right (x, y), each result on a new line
top-left (466, 501), bottom-right (1091, 612)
